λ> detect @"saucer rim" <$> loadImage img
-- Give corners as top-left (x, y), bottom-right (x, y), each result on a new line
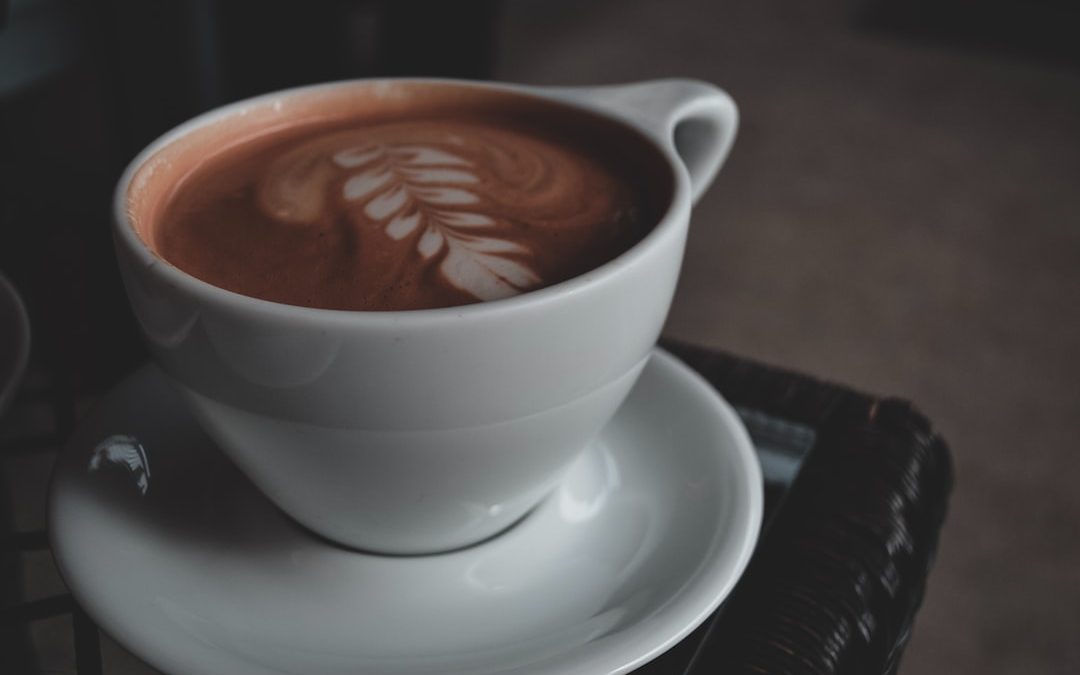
top-left (591, 349), bottom-right (763, 674)
top-left (49, 348), bottom-right (763, 675)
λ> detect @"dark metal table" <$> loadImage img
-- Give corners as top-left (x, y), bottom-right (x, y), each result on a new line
top-left (1, 335), bottom-right (952, 675)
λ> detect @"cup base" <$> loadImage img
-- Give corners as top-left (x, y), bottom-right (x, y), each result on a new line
top-left (314, 494), bottom-right (550, 557)
top-left (176, 359), bottom-right (649, 554)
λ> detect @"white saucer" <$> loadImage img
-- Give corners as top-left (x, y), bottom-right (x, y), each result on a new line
top-left (49, 349), bottom-right (762, 675)
top-left (0, 271), bottom-right (30, 416)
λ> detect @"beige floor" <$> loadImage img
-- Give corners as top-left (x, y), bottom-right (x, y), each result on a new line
top-left (498, 1), bottom-right (1080, 673)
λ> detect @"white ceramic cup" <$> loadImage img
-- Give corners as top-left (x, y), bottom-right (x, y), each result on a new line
top-left (113, 78), bottom-right (737, 554)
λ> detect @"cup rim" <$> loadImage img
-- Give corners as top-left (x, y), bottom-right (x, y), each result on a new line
top-left (113, 77), bottom-right (691, 325)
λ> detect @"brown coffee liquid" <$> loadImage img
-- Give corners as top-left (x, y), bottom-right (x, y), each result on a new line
top-left (141, 85), bottom-right (668, 311)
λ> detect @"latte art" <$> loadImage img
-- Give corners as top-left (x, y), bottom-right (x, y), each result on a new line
top-left (152, 112), bottom-right (655, 311)
top-left (330, 140), bottom-right (542, 302)
top-left (253, 122), bottom-right (641, 302)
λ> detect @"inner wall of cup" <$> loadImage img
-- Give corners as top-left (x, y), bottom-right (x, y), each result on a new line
top-left (124, 80), bottom-right (676, 258)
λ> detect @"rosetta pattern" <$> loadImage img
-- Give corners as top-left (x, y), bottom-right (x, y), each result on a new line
top-left (332, 144), bottom-right (539, 302)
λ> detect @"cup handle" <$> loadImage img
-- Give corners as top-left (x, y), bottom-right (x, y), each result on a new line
top-left (544, 79), bottom-right (738, 204)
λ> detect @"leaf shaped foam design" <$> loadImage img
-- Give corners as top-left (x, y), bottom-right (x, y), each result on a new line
top-left (233, 120), bottom-right (644, 310)
top-left (333, 144), bottom-right (540, 301)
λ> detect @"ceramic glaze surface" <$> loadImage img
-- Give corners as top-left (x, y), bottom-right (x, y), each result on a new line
top-left (113, 78), bottom-right (738, 553)
top-left (50, 350), bottom-right (763, 675)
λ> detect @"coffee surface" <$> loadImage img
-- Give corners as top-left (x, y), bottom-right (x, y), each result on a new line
top-left (152, 108), bottom-right (655, 311)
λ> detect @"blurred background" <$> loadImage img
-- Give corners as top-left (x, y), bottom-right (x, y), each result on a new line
top-left (1, 0), bottom-right (1078, 673)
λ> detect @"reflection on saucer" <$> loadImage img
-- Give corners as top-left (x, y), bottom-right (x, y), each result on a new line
top-left (88, 434), bottom-right (151, 496)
